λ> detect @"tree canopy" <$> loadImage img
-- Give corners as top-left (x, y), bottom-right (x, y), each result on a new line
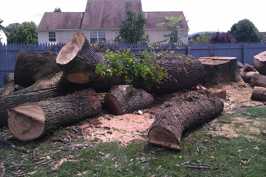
top-left (6, 22), bottom-right (38, 44)
top-left (119, 11), bottom-right (146, 44)
top-left (230, 19), bottom-right (261, 43)
top-left (54, 8), bottom-right (62, 12)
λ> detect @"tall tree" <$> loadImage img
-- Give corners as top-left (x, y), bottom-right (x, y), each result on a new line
top-left (230, 19), bottom-right (261, 43)
top-left (54, 8), bottom-right (62, 12)
top-left (164, 16), bottom-right (183, 43)
top-left (6, 22), bottom-right (38, 44)
top-left (119, 11), bottom-right (145, 44)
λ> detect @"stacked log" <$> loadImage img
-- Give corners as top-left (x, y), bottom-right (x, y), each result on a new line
top-left (148, 91), bottom-right (224, 150)
top-left (254, 51), bottom-right (266, 75)
top-left (251, 87), bottom-right (266, 101)
top-left (56, 32), bottom-right (206, 93)
top-left (15, 52), bottom-right (60, 87)
top-left (105, 85), bottom-right (154, 115)
top-left (8, 90), bottom-right (101, 141)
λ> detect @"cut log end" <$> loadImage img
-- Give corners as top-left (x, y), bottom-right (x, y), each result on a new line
top-left (56, 32), bottom-right (86, 65)
top-left (8, 105), bottom-right (45, 141)
top-left (148, 126), bottom-right (181, 150)
top-left (104, 94), bottom-right (123, 115)
top-left (66, 72), bottom-right (90, 84)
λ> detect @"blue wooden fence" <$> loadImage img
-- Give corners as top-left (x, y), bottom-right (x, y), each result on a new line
top-left (1, 42), bottom-right (266, 87)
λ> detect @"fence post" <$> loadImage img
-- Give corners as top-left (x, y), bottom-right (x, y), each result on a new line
top-left (241, 44), bottom-right (246, 64)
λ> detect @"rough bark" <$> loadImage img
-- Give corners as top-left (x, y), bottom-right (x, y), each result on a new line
top-left (254, 51), bottom-right (266, 75)
top-left (0, 81), bottom-right (15, 127)
top-left (151, 55), bottom-right (205, 94)
top-left (240, 64), bottom-right (258, 83)
top-left (56, 32), bottom-right (104, 84)
top-left (148, 91), bottom-right (224, 150)
top-left (199, 57), bottom-right (238, 84)
top-left (15, 52), bottom-right (60, 87)
top-left (8, 90), bottom-right (102, 141)
top-left (0, 73), bottom-right (64, 128)
top-left (105, 85), bottom-right (154, 115)
top-left (57, 33), bottom-right (205, 93)
top-left (251, 87), bottom-right (266, 101)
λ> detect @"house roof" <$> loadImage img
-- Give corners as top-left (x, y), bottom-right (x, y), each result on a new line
top-left (38, 12), bottom-right (84, 32)
top-left (144, 11), bottom-right (188, 31)
top-left (82, 0), bottom-right (142, 29)
top-left (38, 0), bottom-right (188, 31)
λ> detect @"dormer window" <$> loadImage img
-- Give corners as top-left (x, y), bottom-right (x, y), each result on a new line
top-left (48, 32), bottom-right (56, 42)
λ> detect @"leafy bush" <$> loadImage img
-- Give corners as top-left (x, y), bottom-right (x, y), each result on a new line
top-left (95, 50), bottom-right (166, 87)
top-left (230, 19), bottom-right (261, 43)
top-left (210, 32), bottom-right (236, 43)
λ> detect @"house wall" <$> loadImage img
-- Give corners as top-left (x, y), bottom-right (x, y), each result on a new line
top-left (38, 29), bottom-right (188, 44)
top-left (38, 31), bottom-right (80, 44)
top-left (146, 29), bottom-right (188, 44)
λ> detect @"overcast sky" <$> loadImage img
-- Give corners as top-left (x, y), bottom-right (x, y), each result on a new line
top-left (0, 0), bottom-right (265, 34)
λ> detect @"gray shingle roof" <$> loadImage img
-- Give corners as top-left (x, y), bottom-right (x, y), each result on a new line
top-left (38, 12), bottom-right (83, 32)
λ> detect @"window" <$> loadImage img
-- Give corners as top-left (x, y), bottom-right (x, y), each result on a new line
top-left (90, 31), bottom-right (106, 43)
top-left (48, 32), bottom-right (56, 42)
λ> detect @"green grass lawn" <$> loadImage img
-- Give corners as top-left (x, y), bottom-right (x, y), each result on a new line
top-left (1, 106), bottom-right (266, 177)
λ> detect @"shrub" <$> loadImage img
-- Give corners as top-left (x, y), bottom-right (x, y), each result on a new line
top-left (95, 50), bottom-right (166, 88)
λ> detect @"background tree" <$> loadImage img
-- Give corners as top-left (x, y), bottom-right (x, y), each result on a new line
top-left (161, 16), bottom-right (184, 43)
top-left (230, 19), bottom-right (261, 43)
top-left (210, 32), bottom-right (236, 43)
top-left (6, 22), bottom-right (37, 44)
top-left (189, 32), bottom-right (211, 44)
top-left (54, 8), bottom-right (62, 12)
top-left (119, 11), bottom-right (145, 43)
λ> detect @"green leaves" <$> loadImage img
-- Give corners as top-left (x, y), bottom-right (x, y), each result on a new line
top-left (230, 19), bottom-right (261, 43)
top-left (95, 50), bottom-right (167, 88)
top-left (5, 21), bottom-right (37, 44)
top-left (119, 11), bottom-right (146, 44)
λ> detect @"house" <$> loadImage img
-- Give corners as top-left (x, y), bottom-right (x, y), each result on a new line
top-left (37, 0), bottom-right (189, 44)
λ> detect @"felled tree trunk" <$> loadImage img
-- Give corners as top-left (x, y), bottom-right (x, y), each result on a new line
top-left (57, 33), bottom-right (205, 93)
top-left (199, 57), bottom-right (238, 84)
top-left (148, 91), bottom-right (224, 150)
top-left (150, 56), bottom-right (205, 94)
top-left (251, 87), bottom-right (266, 101)
top-left (0, 80), bottom-right (15, 127)
top-left (15, 52), bottom-right (60, 87)
top-left (56, 32), bottom-right (104, 84)
top-left (240, 64), bottom-right (258, 83)
top-left (8, 90), bottom-right (101, 141)
top-left (0, 73), bottom-right (64, 127)
top-left (254, 51), bottom-right (266, 75)
top-left (105, 85), bottom-right (154, 115)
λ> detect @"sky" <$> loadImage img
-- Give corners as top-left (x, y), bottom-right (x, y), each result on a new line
top-left (0, 0), bottom-right (265, 34)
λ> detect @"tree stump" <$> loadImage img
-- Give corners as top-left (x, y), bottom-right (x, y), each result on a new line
top-left (254, 51), bottom-right (266, 75)
top-left (8, 90), bottom-right (102, 141)
top-left (105, 85), bottom-right (154, 115)
top-left (15, 52), bottom-right (60, 87)
top-left (148, 91), bottom-right (224, 150)
top-left (199, 57), bottom-right (238, 84)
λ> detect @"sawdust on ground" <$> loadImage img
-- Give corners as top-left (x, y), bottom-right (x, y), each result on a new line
top-left (80, 81), bottom-right (265, 145)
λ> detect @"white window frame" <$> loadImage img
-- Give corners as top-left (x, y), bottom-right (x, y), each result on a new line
top-left (89, 31), bottom-right (106, 43)
top-left (48, 32), bottom-right (56, 42)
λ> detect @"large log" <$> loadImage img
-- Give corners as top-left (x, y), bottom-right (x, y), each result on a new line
top-left (15, 52), bottom-right (60, 87)
top-left (148, 91), bottom-right (224, 150)
top-left (8, 90), bottom-right (101, 141)
top-left (56, 32), bottom-right (104, 84)
top-left (57, 33), bottom-right (205, 93)
top-left (254, 51), bottom-right (266, 75)
top-left (199, 57), bottom-right (238, 84)
top-left (105, 85), bottom-right (154, 115)
top-left (251, 87), bottom-right (266, 101)
top-left (0, 80), bottom-right (15, 127)
top-left (0, 73), bottom-right (64, 127)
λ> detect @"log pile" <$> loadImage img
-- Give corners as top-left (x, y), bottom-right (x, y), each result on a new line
top-left (0, 32), bottom-right (230, 150)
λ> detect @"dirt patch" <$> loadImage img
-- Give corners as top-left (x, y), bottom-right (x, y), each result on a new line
top-left (208, 81), bottom-right (263, 113)
top-left (80, 113), bottom-right (154, 145)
